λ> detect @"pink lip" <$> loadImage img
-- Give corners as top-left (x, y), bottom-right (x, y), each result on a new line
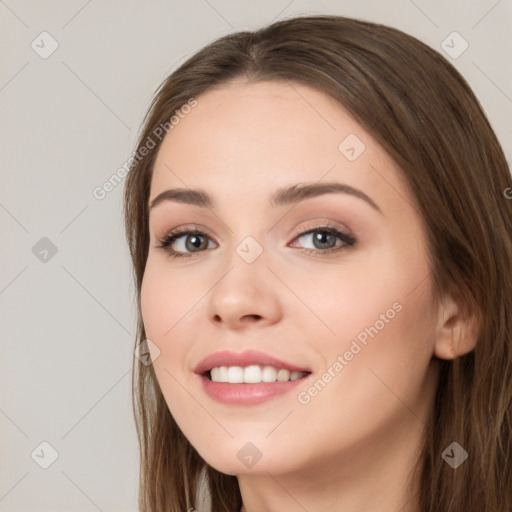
top-left (194, 350), bottom-right (312, 406)
top-left (198, 376), bottom-right (311, 405)
top-left (194, 349), bottom-right (311, 375)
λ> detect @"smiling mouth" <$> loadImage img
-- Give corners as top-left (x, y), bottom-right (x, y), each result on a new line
top-left (204, 365), bottom-right (311, 384)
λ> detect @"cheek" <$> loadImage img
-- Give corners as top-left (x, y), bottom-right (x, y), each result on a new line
top-left (323, 272), bottom-right (435, 411)
top-left (140, 261), bottom-right (183, 368)
top-left (296, 281), bottom-right (435, 444)
top-left (140, 259), bottom-right (210, 372)
top-left (140, 263), bottom-right (199, 417)
top-left (140, 266), bottom-right (166, 342)
top-left (141, 259), bottom-right (193, 340)
top-left (280, 248), bottom-right (404, 340)
top-left (289, 241), bottom-right (434, 375)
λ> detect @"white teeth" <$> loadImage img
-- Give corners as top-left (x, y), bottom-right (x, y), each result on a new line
top-left (227, 366), bottom-right (244, 383)
top-left (209, 365), bottom-right (308, 383)
top-left (211, 366), bottom-right (228, 382)
top-left (276, 369), bottom-right (290, 382)
top-left (262, 365), bottom-right (277, 382)
top-left (217, 366), bottom-right (228, 382)
top-left (243, 365), bottom-right (262, 383)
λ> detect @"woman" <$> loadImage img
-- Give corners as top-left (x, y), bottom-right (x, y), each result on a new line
top-left (123, 14), bottom-right (512, 512)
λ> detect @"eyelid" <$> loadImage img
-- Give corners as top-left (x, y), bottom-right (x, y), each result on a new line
top-left (156, 223), bottom-right (218, 243)
top-left (292, 219), bottom-right (353, 239)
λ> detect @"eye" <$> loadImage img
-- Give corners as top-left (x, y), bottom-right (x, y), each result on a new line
top-left (290, 223), bottom-right (357, 255)
top-left (155, 226), bottom-right (217, 259)
top-left (154, 222), bottom-right (357, 259)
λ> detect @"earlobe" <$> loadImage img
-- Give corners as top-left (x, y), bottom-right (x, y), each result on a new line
top-left (433, 330), bottom-right (457, 360)
top-left (433, 290), bottom-right (481, 360)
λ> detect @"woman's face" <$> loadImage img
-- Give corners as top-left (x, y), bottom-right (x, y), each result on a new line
top-left (141, 80), bottom-right (440, 478)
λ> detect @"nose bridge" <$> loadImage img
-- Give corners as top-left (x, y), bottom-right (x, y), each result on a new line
top-left (219, 208), bottom-right (269, 267)
top-left (233, 233), bottom-right (266, 266)
top-left (216, 232), bottom-right (268, 299)
top-left (206, 231), bottom-right (281, 327)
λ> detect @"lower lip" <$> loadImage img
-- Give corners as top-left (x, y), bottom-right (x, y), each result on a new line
top-left (198, 373), bottom-right (311, 405)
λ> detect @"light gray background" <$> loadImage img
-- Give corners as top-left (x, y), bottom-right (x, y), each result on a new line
top-left (1, 1), bottom-right (510, 511)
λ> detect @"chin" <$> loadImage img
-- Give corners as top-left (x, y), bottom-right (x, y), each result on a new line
top-left (193, 439), bottom-right (302, 477)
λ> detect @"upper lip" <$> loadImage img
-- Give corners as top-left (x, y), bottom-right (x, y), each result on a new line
top-left (194, 350), bottom-right (311, 375)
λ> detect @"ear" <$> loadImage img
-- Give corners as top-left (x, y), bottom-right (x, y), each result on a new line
top-left (433, 289), bottom-right (481, 360)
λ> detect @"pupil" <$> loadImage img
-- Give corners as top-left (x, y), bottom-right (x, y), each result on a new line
top-left (314, 231), bottom-right (335, 249)
top-left (187, 234), bottom-right (206, 251)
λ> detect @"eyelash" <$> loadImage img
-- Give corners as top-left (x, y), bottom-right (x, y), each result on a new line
top-left (154, 222), bottom-right (357, 259)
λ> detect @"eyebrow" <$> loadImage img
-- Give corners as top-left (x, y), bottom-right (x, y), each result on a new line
top-left (149, 182), bottom-right (382, 214)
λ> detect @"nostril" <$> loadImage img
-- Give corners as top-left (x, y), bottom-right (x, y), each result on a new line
top-left (242, 314), bottom-right (262, 322)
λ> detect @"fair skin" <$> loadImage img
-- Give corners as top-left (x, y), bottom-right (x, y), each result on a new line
top-left (141, 80), bottom-right (478, 512)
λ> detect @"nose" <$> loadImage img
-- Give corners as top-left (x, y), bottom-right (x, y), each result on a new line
top-left (206, 256), bottom-right (283, 330)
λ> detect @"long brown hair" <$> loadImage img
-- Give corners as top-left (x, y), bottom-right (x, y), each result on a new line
top-left (123, 14), bottom-right (512, 512)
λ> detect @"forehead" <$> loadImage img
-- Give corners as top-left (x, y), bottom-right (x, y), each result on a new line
top-left (150, 80), bottom-right (409, 217)
top-left (155, 79), bottom-right (366, 166)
